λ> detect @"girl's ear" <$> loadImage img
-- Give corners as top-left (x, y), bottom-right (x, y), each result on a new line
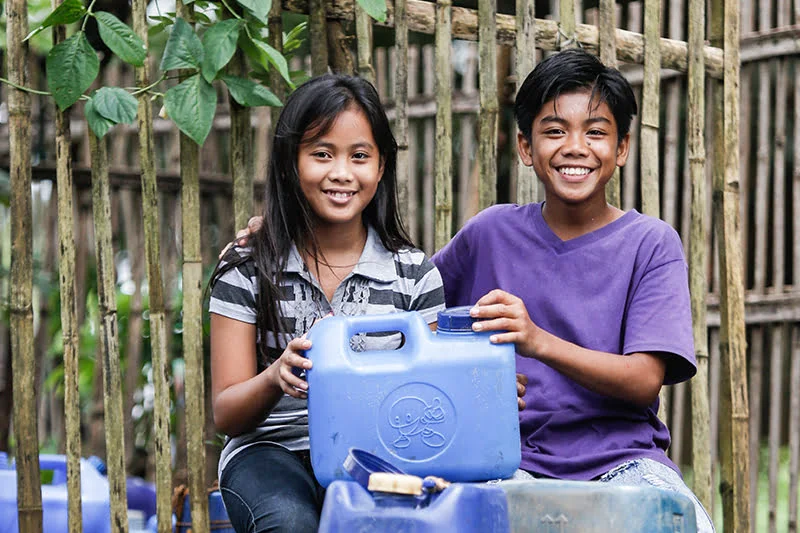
top-left (615, 133), bottom-right (631, 167)
top-left (377, 158), bottom-right (386, 182)
top-left (517, 132), bottom-right (534, 166)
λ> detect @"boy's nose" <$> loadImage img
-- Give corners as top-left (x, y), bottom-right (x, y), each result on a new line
top-left (562, 134), bottom-right (590, 156)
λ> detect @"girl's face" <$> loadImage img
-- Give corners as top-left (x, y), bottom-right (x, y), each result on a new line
top-left (297, 106), bottom-right (384, 231)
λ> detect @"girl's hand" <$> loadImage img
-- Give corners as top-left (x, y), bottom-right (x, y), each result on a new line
top-left (270, 336), bottom-right (313, 399)
top-left (469, 289), bottom-right (543, 359)
top-left (219, 216), bottom-right (264, 258)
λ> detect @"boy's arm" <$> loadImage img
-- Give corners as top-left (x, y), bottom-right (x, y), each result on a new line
top-left (471, 289), bottom-right (665, 407)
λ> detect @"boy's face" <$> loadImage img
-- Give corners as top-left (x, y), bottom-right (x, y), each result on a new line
top-left (518, 89), bottom-right (630, 207)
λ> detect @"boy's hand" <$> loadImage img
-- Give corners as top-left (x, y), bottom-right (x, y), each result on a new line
top-left (470, 289), bottom-right (542, 359)
top-left (270, 336), bottom-right (312, 399)
top-left (516, 373), bottom-right (527, 410)
top-left (219, 216), bottom-right (264, 258)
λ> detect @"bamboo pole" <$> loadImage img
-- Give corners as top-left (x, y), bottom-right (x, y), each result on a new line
top-left (789, 325), bottom-right (800, 533)
top-left (639, 0), bottom-right (660, 219)
top-left (396, 0), bottom-right (411, 224)
top-left (327, 21), bottom-right (355, 73)
top-left (771, 60), bottom-right (787, 293)
top-left (355, 3), bottom-right (375, 82)
top-left (422, 45), bottom-right (434, 254)
top-left (558, 0), bottom-right (575, 48)
top-left (132, 0), bottom-right (172, 530)
top-left (514, 0), bottom-right (535, 205)
top-left (87, 131), bottom-right (128, 533)
top-left (687, 0), bottom-right (711, 508)
top-left (767, 326), bottom-right (784, 533)
top-left (711, 0), bottom-right (750, 528)
top-left (280, 0), bottom-right (726, 78)
top-left (749, 325), bottom-right (764, 524)
top-left (406, 46), bottom-right (419, 243)
top-left (459, 49), bottom-right (477, 227)
top-left (231, 52), bottom-right (254, 231)
top-left (176, 2), bottom-right (210, 530)
top-left (51, 1), bottom-right (82, 530)
top-left (477, 0), bottom-right (497, 210)
top-left (268, 0), bottom-right (286, 148)
top-left (599, 0), bottom-right (620, 208)
top-left (310, 0), bottom-right (329, 75)
top-left (7, 0), bottom-right (42, 530)
top-left (434, 0), bottom-right (452, 250)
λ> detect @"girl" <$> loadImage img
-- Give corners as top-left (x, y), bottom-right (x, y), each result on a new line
top-left (208, 74), bottom-right (446, 533)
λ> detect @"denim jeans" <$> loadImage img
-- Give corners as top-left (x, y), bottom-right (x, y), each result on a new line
top-left (219, 443), bottom-right (325, 533)
top-left (598, 458), bottom-right (715, 533)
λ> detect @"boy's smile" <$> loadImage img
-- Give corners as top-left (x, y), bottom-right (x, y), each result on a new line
top-left (518, 89), bottom-right (629, 210)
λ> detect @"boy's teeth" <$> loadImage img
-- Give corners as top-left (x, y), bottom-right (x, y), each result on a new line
top-left (560, 167), bottom-right (591, 176)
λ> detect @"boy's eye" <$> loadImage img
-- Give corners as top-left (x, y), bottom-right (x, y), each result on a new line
top-left (544, 128), bottom-right (565, 135)
top-left (587, 129), bottom-right (606, 136)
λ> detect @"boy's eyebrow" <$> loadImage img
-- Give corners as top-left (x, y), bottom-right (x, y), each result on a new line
top-left (538, 115), bottom-right (613, 125)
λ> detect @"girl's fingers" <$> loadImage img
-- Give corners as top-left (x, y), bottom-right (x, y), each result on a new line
top-left (286, 337), bottom-right (312, 353)
top-left (279, 363), bottom-right (309, 392)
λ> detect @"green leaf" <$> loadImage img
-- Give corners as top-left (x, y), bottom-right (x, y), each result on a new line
top-left (164, 74), bottom-right (217, 145)
top-left (355, 0), bottom-right (387, 23)
top-left (95, 11), bottom-right (147, 67)
top-left (201, 19), bottom-right (242, 83)
top-left (221, 75), bottom-right (282, 107)
top-left (25, 0), bottom-right (87, 41)
top-left (92, 87), bottom-right (138, 124)
top-left (85, 98), bottom-right (116, 138)
top-left (252, 38), bottom-right (293, 87)
top-left (46, 32), bottom-right (99, 111)
top-left (236, 0), bottom-right (270, 24)
top-left (160, 17), bottom-right (204, 71)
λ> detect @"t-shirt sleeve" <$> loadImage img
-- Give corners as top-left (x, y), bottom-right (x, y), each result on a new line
top-left (409, 257), bottom-right (446, 324)
top-left (623, 229), bottom-right (696, 385)
top-left (209, 259), bottom-right (258, 324)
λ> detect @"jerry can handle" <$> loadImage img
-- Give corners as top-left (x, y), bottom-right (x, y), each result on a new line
top-left (342, 311), bottom-right (430, 352)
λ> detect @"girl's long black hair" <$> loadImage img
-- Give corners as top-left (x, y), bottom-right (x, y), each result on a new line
top-left (211, 74), bottom-right (412, 366)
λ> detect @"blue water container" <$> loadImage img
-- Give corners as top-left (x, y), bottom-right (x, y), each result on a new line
top-left (500, 479), bottom-right (697, 532)
top-left (0, 454), bottom-right (111, 533)
top-left (175, 490), bottom-right (233, 533)
top-left (305, 309), bottom-right (520, 487)
top-left (319, 448), bottom-right (511, 533)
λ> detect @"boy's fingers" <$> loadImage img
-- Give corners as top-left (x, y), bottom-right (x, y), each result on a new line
top-left (475, 289), bottom-right (514, 306)
top-left (518, 398), bottom-right (526, 411)
top-left (516, 372), bottom-right (528, 386)
top-left (247, 216), bottom-right (263, 233)
top-left (218, 241), bottom-right (233, 259)
top-left (470, 303), bottom-right (515, 320)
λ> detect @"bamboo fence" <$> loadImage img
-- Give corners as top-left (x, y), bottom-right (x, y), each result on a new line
top-left (4, 0), bottom-right (800, 531)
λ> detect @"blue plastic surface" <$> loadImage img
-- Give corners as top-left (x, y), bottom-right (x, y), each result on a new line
top-left (500, 479), bottom-right (698, 532)
top-left (305, 311), bottom-right (520, 487)
top-left (436, 306), bottom-right (477, 332)
top-left (126, 476), bottom-right (157, 521)
top-left (319, 480), bottom-right (510, 533)
top-left (175, 490), bottom-right (233, 533)
top-left (0, 454), bottom-right (111, 533)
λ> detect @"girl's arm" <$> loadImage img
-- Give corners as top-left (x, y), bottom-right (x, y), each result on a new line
top-left (211, 314), bottom-right (311, 437)
top-left (470, 289), bottom-right (665, 408)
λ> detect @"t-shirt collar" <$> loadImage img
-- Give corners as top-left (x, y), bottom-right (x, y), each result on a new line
top-left (285, 225), bottom-right (398, 283)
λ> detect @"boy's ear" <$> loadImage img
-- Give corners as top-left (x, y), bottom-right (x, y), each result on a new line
top-left (517, 132), bottom-right (534, 166)
top-left (615, 133), bottom-right (631, 167)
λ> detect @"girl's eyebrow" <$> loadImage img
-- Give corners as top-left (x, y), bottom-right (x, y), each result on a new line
top-left (304, 140), bottom-right (376, 150)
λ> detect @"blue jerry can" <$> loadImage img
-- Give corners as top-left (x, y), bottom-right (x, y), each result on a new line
top-left (175, 490), bottom-right (233, 533)
top-left (0, 454), bottom-right (111, 533)
top-left (305, 308), bottom-right (520, 487)
top-left (500, 479), bottom-right (698, 532)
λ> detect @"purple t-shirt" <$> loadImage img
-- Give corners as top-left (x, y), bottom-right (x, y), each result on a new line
top-left (432, 202), bottom-right (696, 480)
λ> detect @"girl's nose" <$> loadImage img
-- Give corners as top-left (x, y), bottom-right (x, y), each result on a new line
top-left (327, 158), bottom-right (353, 182)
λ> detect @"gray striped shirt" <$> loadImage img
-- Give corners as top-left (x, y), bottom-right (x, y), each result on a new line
top-left (209, 226), bottom-right (445, 474)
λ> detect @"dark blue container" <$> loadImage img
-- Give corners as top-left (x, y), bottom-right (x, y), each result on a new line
top-left (500, 479), bottom-right (698, 532)
top-left (0, 454), bottom-right (111, 533)
top-left (175, 490), bottom-right (233, 533)
top-left (305, 309), bottom-right (520, 487)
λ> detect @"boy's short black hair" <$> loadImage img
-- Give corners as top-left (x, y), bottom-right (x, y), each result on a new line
top-left (514, 48), bottom-right (638, 143)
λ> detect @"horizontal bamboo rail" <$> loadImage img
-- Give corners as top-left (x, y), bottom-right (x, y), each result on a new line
top-left (281, 0), bottom-right (726, 77)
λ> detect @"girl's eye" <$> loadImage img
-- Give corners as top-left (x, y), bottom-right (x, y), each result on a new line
top-left (352, 152), bottom-right (369, 160)
top-left (311, 151), bottom-right (331, 158)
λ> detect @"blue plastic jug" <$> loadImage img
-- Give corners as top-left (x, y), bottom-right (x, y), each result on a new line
top-left (175, 490), bottom-right (233, 533)
top-left (305, 308), bottom-right (520, 487)
top-left (319, 448), bottom-right (511, 533)
top-left (500, 479), bottom-right (698, 532)
top-left (0, 454), bottom-right (111, 533)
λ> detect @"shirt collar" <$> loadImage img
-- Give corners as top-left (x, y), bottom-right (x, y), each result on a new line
top-left (285, 225), bottom-right (398, 283)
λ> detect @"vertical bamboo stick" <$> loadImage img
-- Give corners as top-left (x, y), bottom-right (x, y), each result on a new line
top-left (355, 4), bottom-right (375, 83)
top-left (623, 87), bottom-right (641, 211)
top-left (749, 326), bottom-right (764, 524)
top-left (176, 2), bottom-right (210, 530)
top-left (268, 0), bottom-right (285, 155)
top-left (515, 0), bottom-right (535, 205)
top-left (712, 0), bottom-right (750, 528)
top-left (477, 0), bottom-right (497, 210)
top-left (51, 1), bottom-right (82, 531)
top-left (459, 47), bottom-right (477, 227)
top-left (327, 21), bottom-right (355, 73)
top-left (407, 47), bottom-right (419, 243)
top-left (375, 47), bottom-right (387, 99)
top-left (771, 60), bottom-right (787, 293)
top-left (310, 0), bottom-right (329, 75)
top-left (558, 0), bottom-right (575, 48)
top-left (687, 0), bottom-right (711, 509)
top-left (7, 0), bottom-right (42, 530)
top-left (396, 0), bottom-right (411, 224)
top-left (434, 0), bottom-right (453, 250)
top-left (88, 131), bottom-right (128, 533)
top-left (738, 64), bottom-right (751, 291)
top-left (789, 325), bottom-right (800, 533)
top-left (132, 0), bottom-right (171, 530)
top-left (767, 326), bottom-right (784, 533)
top-left (599, 0), bottom-right (620, 208)
top-left (231, 50), bottom-right (254, 231)
top-left (639, 0), bottom-right (661, 219)
top-left (422, 45), bottom-right (434, 254)
top-left (709, 326), bottom-right (721, 489)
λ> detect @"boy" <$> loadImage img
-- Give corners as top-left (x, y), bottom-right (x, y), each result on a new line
top-left (431, 48), bottom-right (713, 532)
